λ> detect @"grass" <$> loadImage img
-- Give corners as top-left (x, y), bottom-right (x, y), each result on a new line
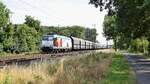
top-left (0, 52), bottom-right (136, 84)
top-left (51, 53), bottom-right (112, 84)
top-left (0, 52), bottom-right (113, 84)
top-left (101, 53), bottom-right (136, 84)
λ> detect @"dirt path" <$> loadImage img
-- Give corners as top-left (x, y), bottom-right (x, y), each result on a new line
top-left (123, 53), bottom-right (150, 84)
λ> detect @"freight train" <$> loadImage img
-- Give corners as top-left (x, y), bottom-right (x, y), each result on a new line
top-left (41, 34), bottom-right (102, 52)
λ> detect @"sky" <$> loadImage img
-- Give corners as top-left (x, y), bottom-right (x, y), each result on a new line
top-left (2, 0), bottom-right (111, 45)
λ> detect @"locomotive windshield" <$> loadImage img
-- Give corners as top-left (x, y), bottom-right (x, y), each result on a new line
top-left (42, 36), bottom-right (53, 41)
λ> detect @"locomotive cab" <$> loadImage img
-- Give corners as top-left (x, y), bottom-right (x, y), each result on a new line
top-left (41, 34), bottom-right (72, 52)
top-left (41, 35), bottom-right (54, 51)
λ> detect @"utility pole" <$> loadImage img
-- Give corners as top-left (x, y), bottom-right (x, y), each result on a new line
top-left (92, 24), bottom-right (96, 42)
top-left (57, 24), bottom-right (60, 35)
top-left (106, 40), bottom-right (108, 48)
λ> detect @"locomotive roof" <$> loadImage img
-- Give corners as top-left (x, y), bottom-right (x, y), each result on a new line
top-left (43, 34), bottom-right (70, 39)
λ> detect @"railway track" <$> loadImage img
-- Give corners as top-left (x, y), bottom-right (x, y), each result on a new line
top-left (0, 50), bottom-right (97, 68)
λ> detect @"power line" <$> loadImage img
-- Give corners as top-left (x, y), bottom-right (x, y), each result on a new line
top-left (17, 0), bottom-right (66, 23)
top-left (21, 0), bottom-right (65, 21)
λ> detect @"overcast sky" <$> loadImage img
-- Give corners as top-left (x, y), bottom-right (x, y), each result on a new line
top-left (3, 0), bottom-right (109, 44)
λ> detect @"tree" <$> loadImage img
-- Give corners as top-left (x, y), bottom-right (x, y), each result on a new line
top-left (103, 15), bottom-right (117, 39)
top-left (24, 16), bottom-right (42, 51)
top-left (0, 2), bottom-right (10, 28)
top-left (85, 28), bottom-right (97, 42)
top-left (90, 0), bottom-right (150, 53)
top-left (15, 24), bottom-right (38, 52)
top-left (60, 27), bottom-right (71, 36)
top-left (89, 0), bottom-right (150, 39)
top-left (3, 23), bottom-right (15, 52)
top-left (70, 26), bottom-right (85, 39)
top-left (130, 37), bottom-right (149, 53)
top-left (0, 2), bottom-right (10, 52)
top-left (141, 37), bottom-right (149, 53)
top-left (24, 16), bottom-right (41, 31)
top-left (130, 38), bottom-right (142, 52)
top-left (15, 24), bottom-right (29, 52)
top-left (42, 25), bottom-right (87, 39)
top-left (103, 15), bottom-right (118, 51)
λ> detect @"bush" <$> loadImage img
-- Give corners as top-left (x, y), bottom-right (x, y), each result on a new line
top-left (130, 37), bottom-right (149, 53)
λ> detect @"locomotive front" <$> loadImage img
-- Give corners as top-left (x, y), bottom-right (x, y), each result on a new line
top-left (41, 35), bottom-right (54, 52)
top-left (41, 34), bottom-right (72, 52)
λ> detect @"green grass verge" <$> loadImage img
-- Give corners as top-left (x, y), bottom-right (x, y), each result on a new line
top-left (101, 53), bottom-right (136, 84)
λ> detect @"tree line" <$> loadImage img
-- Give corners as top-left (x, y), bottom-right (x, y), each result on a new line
top-left (0, 2), bottom-right (97, 54)
top-left (90, 0), bottom-right (150, 53)
top-left (42, 26), bottom-right (97, 42)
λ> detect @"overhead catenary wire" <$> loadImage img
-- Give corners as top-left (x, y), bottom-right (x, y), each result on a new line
top-left (17, 0), bottom-right (66, 24)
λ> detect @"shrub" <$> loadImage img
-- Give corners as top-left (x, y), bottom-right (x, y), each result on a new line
top-left (130, 37), bottom-right (149, 53)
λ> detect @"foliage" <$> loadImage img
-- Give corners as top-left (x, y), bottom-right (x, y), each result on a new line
top-left (69, 25), bottom-right (85, 39)
top-left (130, 38), bottom-right (141, 52)
top-left (85, 28), bottom-right (97, 42)
top-left (0, 2), bottom-right (10, 53)
top-left (0, 2), bottom-right (10, 28)
top-left (130, 37), bottom-right (149, 53)
top-left (0, 2), bottom-right (42, 54)
top-left (103, 15), bottom-right (117, 40)
top-left (90, 0), bottom-right (150, 53)
top-left (15, 24), bottom-right (38, 52)
top-left (103, 15), bottom-right (119, 51)
top-left (0, 2), bottom-right (42, 53)
top-left (142, 38), bottom-right (149, 53)
top-left (3, 23), bottom-right (15, 53)
top-left (25, 16), bottom-right (41, 31)
top-left (24, 16), bottom-right (43, 49)
top-left (42, 26), bottom-right (97, 41)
